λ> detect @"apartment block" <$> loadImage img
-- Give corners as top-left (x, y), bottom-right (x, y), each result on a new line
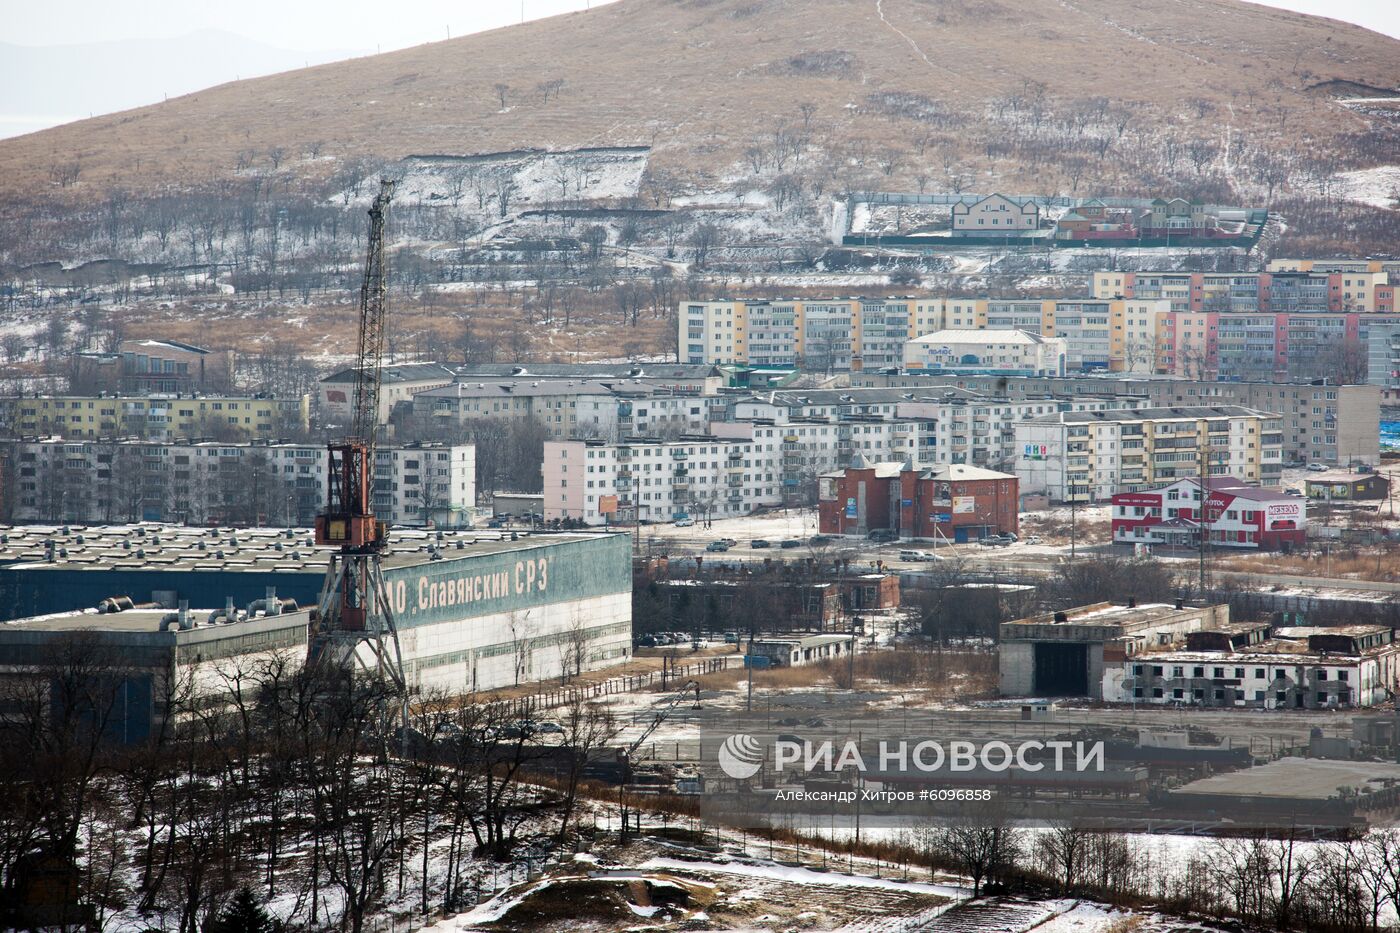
top-left (544, 436), bottom-right (786, 525)
top-left (409, 380), bottom-right (719, 440)
top-left (0, 394), bottom-right (310, 441)
top-left (320, 362), bottom-right (458, 427)
top-left (1013, 406), bottom-right (1284, 501)
top-left (3, 439), bottom-right (474, 528)
top-left (1092, 270), bottom-right (1394, 313)
top-left (680, 297), bottom-right (1169, 372)
top-left (852, 372), bottom-right (1379, 468)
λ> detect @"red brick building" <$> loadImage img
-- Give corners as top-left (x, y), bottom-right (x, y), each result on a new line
top-left (818, 457), bottom-right (1019, 543)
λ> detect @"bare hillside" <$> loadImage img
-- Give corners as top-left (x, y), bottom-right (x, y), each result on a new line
top-left (4, 0), bottom-right (1399, 196)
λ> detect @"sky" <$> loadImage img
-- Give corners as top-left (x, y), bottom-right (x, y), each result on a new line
top-left (0, 0), bottom-right (1396, 138)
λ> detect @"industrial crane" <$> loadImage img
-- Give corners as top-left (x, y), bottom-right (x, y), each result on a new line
top-left (310, 179), bottom-right (406, 691)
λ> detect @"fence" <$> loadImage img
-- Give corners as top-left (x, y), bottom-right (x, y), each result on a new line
top-left (490, 655), bottom-right (733, 720)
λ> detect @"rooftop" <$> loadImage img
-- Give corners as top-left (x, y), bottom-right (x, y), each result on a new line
top-left (415, 380), bottom-right (657, 400)
top-left (0, 524), bottom-right (614, 575)
top-left (908, 329), bottom-right (1058, 346)
top-left (2, 606), bottom-right (310, 636)
top-left (1171, 758), bottom-right (1400, 802)
top-left (1027, 405), bottom-right (1270, 424)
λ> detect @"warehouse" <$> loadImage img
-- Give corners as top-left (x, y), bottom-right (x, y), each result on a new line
top-left (0, 600), bottom-right (310, 743)
top-left (0, 525), bottom-right (634, 695)
top-left (999, 600), bottom-right (1229, 699)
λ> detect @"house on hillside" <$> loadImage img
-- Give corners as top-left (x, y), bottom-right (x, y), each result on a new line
top-left (952, 194), bottom-right (1040, 236)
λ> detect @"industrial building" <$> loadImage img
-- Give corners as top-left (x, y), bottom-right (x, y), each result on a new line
top-left (1101, 624), bottom-right (1400, 708)
top-left (999, 600), bottom-right (1230, 699)
top-left (0, 600), bottom-right (310, 743)
top-left (0, 525), bottom-right (634, 695)
top-left (71, 338), bottom-right (234, 395)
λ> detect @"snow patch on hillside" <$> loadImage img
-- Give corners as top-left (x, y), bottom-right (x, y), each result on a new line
top-left (1334, 165), bottom-right (1400, 210)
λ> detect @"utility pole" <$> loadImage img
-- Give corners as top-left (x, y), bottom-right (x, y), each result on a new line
top-left (1197, 437), bottom-right (1209, 596)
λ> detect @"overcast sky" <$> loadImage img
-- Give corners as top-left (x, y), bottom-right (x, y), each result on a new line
top-left (1, 0), bottom-right (1396, 138)
top-left (6, 0), bottom-right (1398, 50)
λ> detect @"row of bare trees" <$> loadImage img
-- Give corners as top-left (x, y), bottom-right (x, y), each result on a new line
top-left (0, 634), bottom-right (613, 931)
top-left (913, 811), bottom-right (1400, 932)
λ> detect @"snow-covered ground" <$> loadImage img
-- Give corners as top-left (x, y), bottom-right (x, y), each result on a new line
top-left (1333, 165), bottom-right (1400, 210)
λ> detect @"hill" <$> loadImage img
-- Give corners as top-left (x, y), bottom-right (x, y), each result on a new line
top-left (3, 0), bottom-right (1398, 196)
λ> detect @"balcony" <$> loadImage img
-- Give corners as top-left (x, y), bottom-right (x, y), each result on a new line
top-left (670, 450), bottom-right (688, 460)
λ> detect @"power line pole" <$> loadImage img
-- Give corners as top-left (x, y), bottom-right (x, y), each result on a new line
top-left (1198, 437), bottom-right (1209, 596)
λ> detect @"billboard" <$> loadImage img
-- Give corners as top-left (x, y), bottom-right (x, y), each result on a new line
top-left (845, 497), bottom-right (858, 518)
top-left (598, 495), bottom-right (619, 515)
top-left (952, 496), bottom-right (976, 514)
top-left (1023, 443), bottom-right (1049, 460)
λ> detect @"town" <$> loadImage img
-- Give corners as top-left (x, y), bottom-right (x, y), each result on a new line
top-left (3, 0), bottom-right (1400, 931)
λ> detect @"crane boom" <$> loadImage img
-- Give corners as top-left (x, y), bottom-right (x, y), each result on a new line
top-left (351, 179), bottom-right (394, 448)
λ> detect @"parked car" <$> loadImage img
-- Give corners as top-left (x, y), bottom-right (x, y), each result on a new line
top-left (780, 538), bottom-right (802, 549)
top-left (809, 535), bottom-right (835, 546)
top-left (706, 540), bottom-right (731, 552)
top-left (723, 631), bottom-right (740, 644)
top-left (1285, 488), bottom-right (1302, 497)
top-left (1307, 462), bottom-right (1331, 473)
top-left (750, 539), bottom-right (772, 549)
top-left (720, 538), bottom-right (738, 546)
top-left (673, 517), bottom-right (695, 527)
top-left (636, 635), bottom-right (658, 648)
top-left (1024, 535), bottom-right (1042, 545)
top-left (899, 549), bottom-right (934, 562)
top-left (535, 721), bottom-right (565, 735)
top-left (980, 535), bottom-right (1014, 547)
top-left (867, 529), bottom-right (898, 543)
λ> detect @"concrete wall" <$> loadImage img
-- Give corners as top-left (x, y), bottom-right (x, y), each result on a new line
top-left (999, 642), bottom-right (1035, 695)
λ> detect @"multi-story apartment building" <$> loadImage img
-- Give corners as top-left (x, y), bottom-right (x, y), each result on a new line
top-left (1013, 406), bottom-right (1284, 501)
top-left (544, 436), bottom-right (786, 525)
top-left (853, 372), bottom-right (1380, 468)
top-left (409, 380), bottom-right (720, 440)
top-left (1092, 270), bottom-right (1394, 313)
top-left (1268, 258), bottom-right (1400, 277)
top-left (1366, 323), bottom-right (1400, 398)
top-left (0, 394), bottom-right (311, 441)
top-left (3, 438), bottom-right (474, 527)
top-left (681, 297), bottom-right (1168, 372)
top-left (904, 329), bottom-right (1067, 377)
top-left (731, 387), bottom-right (1150, 471)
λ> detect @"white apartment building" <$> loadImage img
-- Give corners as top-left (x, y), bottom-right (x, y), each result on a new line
top-left (410, 380), bottom-right (719, 440)
top-left (544, 436), bottom-right (786, 525)
top-left (904, 329), bottom-right (1067, 377)
top-left (6, 438), bottom-right (475, 528)
top-left (320, 363), bottom-right (458, 426)
top-left (1013, 406), bottom-right (1284, 501)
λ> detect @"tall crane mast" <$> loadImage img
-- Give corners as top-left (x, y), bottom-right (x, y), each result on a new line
top-left (311, 179), bottom-right (406, 690)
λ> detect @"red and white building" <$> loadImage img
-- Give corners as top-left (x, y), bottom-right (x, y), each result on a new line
top-left (1111, 477), bottom-right (1305, 551)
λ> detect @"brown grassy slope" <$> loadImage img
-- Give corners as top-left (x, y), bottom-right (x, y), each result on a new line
top-left (4, 0), bottom-right (1399, 195)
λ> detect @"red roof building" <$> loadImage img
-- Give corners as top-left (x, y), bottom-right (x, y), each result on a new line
top-left (1112, 477), bottom-right (1305, 551)
top-left (818, 457), bottom-right (1019, 543)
